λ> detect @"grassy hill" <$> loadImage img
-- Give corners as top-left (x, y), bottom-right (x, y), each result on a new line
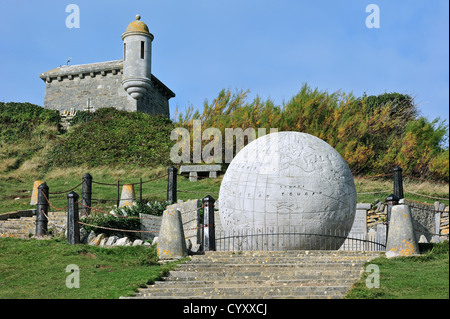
top-left (0, 94), bottom-right (448, 215)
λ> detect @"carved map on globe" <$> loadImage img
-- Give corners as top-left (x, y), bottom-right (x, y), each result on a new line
top-left (218, 131), bottom-right (356, 250)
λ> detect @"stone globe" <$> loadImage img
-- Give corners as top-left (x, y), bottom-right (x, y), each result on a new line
top-left (218, 131), bottom-right (356, 250)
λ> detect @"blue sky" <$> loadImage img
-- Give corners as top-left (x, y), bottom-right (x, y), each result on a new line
top-left (0, 0), bottom-right (448, 124)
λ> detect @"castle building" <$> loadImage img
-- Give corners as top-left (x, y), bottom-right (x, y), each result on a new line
top-left (39, 15), bottom-right (174, 117)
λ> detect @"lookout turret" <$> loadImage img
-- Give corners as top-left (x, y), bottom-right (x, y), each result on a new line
top-left (121, 15), bottom-right (154, 100)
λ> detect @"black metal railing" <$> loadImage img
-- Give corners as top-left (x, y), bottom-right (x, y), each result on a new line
top-left (215, 226), bottom-right (386, 252)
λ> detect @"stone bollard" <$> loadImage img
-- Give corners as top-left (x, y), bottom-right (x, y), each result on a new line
top-left (30, 180), bottom-right (45, 205)
top-left (119, 184), bottom-right (136, 207)
top-left (385, 204), bottom-right (420, 258)
top-left (157, 206), bottom-right (187, 260)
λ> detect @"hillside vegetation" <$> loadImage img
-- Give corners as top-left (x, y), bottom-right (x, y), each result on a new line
top-left (50, 108), bottom-right (175, 168)
top-left (1, 84), bottom-right (449, 182)
top-left (175, 84), bottom-right (449, 181)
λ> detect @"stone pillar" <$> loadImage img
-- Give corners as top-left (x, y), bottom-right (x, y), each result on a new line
top-left (30, 180), bottom-right (45, 205)
top-left (119, 184), bottom-right (136, 207)
top-left (157, 207), bottom-right (187, 260)
top-left (385, 204), bottom-right (420, 258)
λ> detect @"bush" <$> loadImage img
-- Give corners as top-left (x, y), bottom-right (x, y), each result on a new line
top-left (0, 102), bottom-right (60, 143)
top-left (174, 85), bottom-right (449, 181)
top-left (81, 200), bottom-right (170, 239)
top-left (49, 108), bottom-right (175, 168)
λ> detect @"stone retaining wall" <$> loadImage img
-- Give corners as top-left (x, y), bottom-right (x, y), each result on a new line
top-left (366, 199), bottom-right (449, 242)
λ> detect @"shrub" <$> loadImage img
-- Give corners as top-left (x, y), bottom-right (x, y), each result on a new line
top-left (49, 108), bottom-right (175, 168)
top-left (81, 200), bottom-right (170, 239)
top-left (173, 84), bottom-right (449, 181)
top-left (0, 102), bottom-right (60, 143)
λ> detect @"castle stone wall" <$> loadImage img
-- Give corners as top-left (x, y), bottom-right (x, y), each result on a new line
top-left (43, 70), bottom-right (134, 113)
top-left (40, 60), bottom-right (173, 116)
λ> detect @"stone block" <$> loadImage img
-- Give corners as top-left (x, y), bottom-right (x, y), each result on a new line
top-left (386, 205), bottom-right (420, 258)
top-left (418, 235), bottom-right (428, 243)
top-left (356, 203), bottom-right (372, 210)
top-left (115, 237), bottom-right (131, 246)
top-left (89, 233), bottom-right (105, 246)
top-left (139, 214), bottom-right (162, 242)
top-left (157, 207), bottom-right (187, 260)
top-left (132, 239), bottom-right (143, 246)
top-left (105, 235), bottom-right (119, 246)
top-left (165, 199), bottom-right (201, 247)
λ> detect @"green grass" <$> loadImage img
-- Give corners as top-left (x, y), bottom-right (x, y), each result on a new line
top-left (1, 168), bottom-right (446, 216)
top-left (0, 237), bottom-right (182, 299)
top-left (345, 241), bottom-right (449, 299)
top-left (0, 166), bottom-right (222, 215)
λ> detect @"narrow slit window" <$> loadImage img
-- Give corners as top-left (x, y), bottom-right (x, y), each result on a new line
top-left (123, 43), bottom-right (126, 61)
top-left (140, 41), bottom-right (145, 59)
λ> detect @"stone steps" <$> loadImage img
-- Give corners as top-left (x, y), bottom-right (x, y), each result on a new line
top-left (164, 269), bottom-right (362, 281)
top-left (132, 285), bottom-right (349, 299)
top-left (122, 250), bottom-right (382, 299)
top-left (152, 278), bottom-right (359, 287)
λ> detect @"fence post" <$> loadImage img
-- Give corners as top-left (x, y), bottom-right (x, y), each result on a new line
top-left (140, 177), bottom-right (143, 203)
top-left (81, 173), bottom-right (92, 217)
top-left (167, 166), bottom-right (177, 203)
top-left (116, 180), bottom-right (120, 208)
top-left (67, 191), bottom-right (80, 244)
top-left (202, 195), bottom-right (216, 251)
top-left (385, 193), bottom-right (400, 242)
top-left (35, 182), bottom-right (49, 236)
top-left (393, 166), bottom-right (404, 199)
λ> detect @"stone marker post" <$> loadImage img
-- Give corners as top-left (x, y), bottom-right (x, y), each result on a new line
top-left (67, 191), bottom-right (80, 244)
top-left (81, 173), bottom-right (92, 217)
top-left (393, 166), bottom-right (404, 199)
top-left (157, 207), bottom-right (187, 260)
top-left (386, 204), bottom-right (420, 258)
top-left (119, 184), bottom-right (136, 207)
top-left (167, 166), bottom-right (177, 203)
top-left (30, 180), bottom-right (45, 205)
top-left (202, 195), bottom-right (216, 251)
top-left (36, 182), bottom-right (49, 236)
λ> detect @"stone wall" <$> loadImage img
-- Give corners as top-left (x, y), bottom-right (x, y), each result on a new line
top-left (140, 199), bottom-right (202, 248)
top-left (366, 199), bottom-right (449, 242)
top-left (139, 214), bottom-right (162, 242)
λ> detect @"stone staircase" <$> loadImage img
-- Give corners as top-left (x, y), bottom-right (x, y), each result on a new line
top-left (0, 211), bottom-right (66, 239)
top-left (123, 250), bottom-right (382, 299)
